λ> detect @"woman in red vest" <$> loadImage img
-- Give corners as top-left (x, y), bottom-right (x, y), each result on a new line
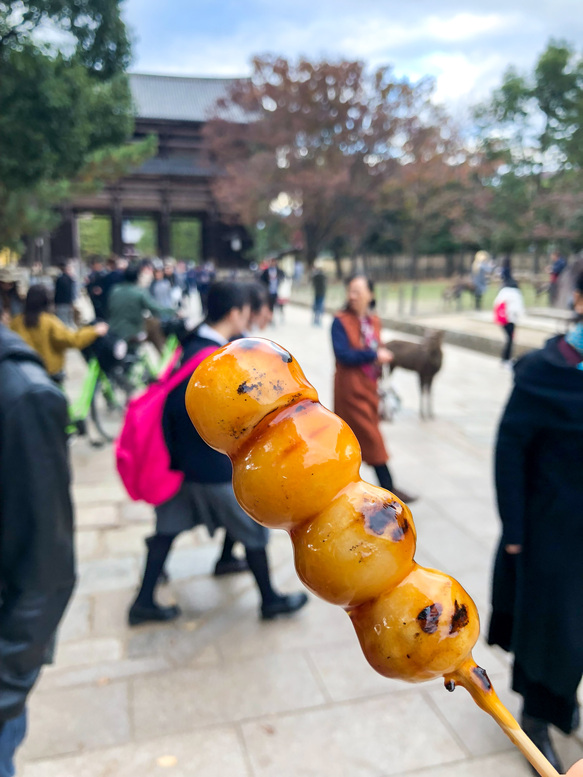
top-left (332, 274), bottom-right (415, 504)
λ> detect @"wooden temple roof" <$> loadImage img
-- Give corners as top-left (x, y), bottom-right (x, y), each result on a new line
top-left (129, 73), bottom-right (248, 123)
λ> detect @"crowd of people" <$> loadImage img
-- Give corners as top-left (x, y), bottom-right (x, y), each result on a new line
top-left (0, 250), bottom-right (582, 776)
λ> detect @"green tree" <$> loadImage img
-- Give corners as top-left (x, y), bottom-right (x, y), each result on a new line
top-left (473, 40), bottom-right (583, 259)
top-left (0, 0), bottom-right (152, 251)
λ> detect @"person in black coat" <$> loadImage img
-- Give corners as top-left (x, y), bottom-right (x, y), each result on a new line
top-left (488, 271), bottom-right (583, 774)
top-left (54, 261), bottom-right (76, 327)
top-left (0, 325), bottom-right (76, 772)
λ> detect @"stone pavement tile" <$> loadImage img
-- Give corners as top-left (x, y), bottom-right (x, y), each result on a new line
top-left (119, 500), bottom-right (155, 525)
top-left (76, 556), bottom-right (138, 595)
top-left (52, 637), bottom-right (123, 669)
top-left (425, 679), bottom-right (522, 759)
top-left (131, 653), bottom-right (327, 740)
top-left (175, 575), bottom-right (255, 619)
top-left (215, 596), bottom-right (354, 662)
top-left (22, 682), bottom-right (131, 760)
top-left (102, 524), bottom-right (150, 556)
top-left (21, 725), bottom-right (249, 777)
top-left (413, 513), bottom-right (492, 578)
top-left (241, 692), bottom-right (466, 776)
top-left (76, 503), bottom-right (119, 529)
top-left (127, 621), bottom-right (222, 667)
top-left (92, 589), bottom-right (136, 637)
top-left (57, 595), bottom-right (91, 642)
top-left (165, 544), bottom-right (226, 581)
top-left (73, 482), bottom-right (126, 506)
top-left (436, 495), bottom-right (500, 544)
top-left (74, 529), bottom-right (103, 561)
top-left (307, 639), bottom-right (414, 703)
top-left (392, 751), bottom-right (532, 777)
top-left (37, 655), bottom-right (171, 692)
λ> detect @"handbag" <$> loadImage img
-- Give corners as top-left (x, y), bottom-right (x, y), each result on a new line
top-left (378, 373), bottom-right (401, 422)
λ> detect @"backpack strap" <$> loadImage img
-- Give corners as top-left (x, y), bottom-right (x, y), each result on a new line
top-left (164, 345), bottom-right (217, 394)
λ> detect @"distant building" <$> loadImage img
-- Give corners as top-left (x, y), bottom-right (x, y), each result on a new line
top-left (47, 74), bottom-right (251, 266)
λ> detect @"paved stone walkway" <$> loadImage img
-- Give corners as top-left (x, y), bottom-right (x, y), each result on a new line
top-left (18, 304), bottom-right (582, 776)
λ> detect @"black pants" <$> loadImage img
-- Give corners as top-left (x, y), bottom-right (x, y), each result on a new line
top-left (502, 322), bottom-right (515, 361)
top-left (514, 661), bottom-right (580, 734)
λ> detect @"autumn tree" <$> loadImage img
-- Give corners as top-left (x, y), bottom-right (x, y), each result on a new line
top-left (204, 56), bottom-right (421, 267)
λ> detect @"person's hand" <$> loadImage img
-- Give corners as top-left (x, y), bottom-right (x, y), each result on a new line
top-left (505, 544), bottom-right (522, 554)
top-left (377, 347), bottom-right (394, 365)
top-left (94, 322), bottom-right (109, 337)
top-left (566, 759), bottom-right (583, 776)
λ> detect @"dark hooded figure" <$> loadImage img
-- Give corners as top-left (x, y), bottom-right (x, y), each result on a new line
top-left (488, 272), bottom-right (583, 775)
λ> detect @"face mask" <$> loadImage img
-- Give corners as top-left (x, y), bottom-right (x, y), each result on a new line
top-left (565, 323), bottom-right (583, 370)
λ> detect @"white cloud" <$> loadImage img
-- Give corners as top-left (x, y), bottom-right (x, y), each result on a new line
top-left (127, 1), bottom-right (583, 104)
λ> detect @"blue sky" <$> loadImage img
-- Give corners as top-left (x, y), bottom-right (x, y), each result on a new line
top-left (123, 0), bottom-right (583, 108)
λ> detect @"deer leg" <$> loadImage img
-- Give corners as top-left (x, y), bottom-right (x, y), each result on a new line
top-left (418, 375), bottom-right (426, 420)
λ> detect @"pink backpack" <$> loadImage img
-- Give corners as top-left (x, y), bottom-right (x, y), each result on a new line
top-left (116, 345), bottom-right (216, 505)
top-left (494, 300), bottom-right (508, 325)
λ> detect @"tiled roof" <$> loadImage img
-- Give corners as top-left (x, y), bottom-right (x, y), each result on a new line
top-left (129, 73), bottom-right (249, 123)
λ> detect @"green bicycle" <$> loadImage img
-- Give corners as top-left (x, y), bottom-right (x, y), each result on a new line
top-left (67, 334), bottom-right (179, 444)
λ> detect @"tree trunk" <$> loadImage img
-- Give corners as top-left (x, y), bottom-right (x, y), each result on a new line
top-left (445, 252), bottom-right (455, 278)
top-left (332, 247), bottom-right (343, 280)
top-left (533, 243), bottom-right (541, 275)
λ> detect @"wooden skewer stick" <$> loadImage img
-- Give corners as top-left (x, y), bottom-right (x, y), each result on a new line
top-left (446, 658), bottom-right (561, 777)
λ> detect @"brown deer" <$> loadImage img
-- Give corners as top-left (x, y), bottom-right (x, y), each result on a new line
top-left (384, 330), bottom-right (444, 419)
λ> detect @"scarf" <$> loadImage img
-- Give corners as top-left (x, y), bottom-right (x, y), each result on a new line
top-left (360, 316), bottom-right (381, 382)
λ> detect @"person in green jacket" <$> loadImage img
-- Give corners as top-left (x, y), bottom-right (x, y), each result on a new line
top-left (107, 263), bottom-right (176, 346)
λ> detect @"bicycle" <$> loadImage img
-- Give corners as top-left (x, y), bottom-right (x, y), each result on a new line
top-left (66, 333), bottom-right (180, 445)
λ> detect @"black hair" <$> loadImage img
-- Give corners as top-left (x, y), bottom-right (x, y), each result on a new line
top-left (206, 281), bottom-right (249, 324)
top-left (245, 282), bottom-right (269, 314)
top-left (24, 284), bottom-right (51, 328)
top-left (344, 273), bottom-right (376, 309)
top-left (124, 264), bottom-right (140, 284)
top-left (575, 271), bottom-right (583, 295)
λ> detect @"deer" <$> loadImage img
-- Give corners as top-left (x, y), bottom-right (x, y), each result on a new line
top-left (384, 330), bottom-right (444, 419)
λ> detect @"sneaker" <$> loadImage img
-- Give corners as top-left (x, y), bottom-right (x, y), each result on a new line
top-left (391, 488), bottom-right (418, 504)
top-left (213, 557), bottom-right (249, 576)
top-left (261, 592), bottom-right (309, 620)
top-left (128, 602), bottom-right (181, 627)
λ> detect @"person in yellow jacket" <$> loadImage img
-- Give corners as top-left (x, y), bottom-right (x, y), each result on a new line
top-left (11, 285), bottom-right (108, 383)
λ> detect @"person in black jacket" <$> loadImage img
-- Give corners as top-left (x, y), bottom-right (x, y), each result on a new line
top-left (488, 272), bottom-right (583, 775)
top-left (128, 281), bottom-right (308, 625)
top-left (0, 325), bottom-right (76, 774)
top-left (54, 261), bottom-right (76, 327)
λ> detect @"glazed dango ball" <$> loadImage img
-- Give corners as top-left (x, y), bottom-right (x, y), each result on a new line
top-left (292, 481), bottom-right (416, 607)
top-left (186, 338), bottom-right (318, 457)
top-left (186, 337), bottom-right (480, 686)
top-left (350, 564), bottom-right (480, 682)
top-left (233, 400), bottom-right (361, 530)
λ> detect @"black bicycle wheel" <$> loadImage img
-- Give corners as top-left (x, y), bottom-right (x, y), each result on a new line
top-left (90, 374), bottom-right (129, 442)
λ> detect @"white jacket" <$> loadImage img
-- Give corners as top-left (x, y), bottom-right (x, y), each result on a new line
top-left (493, 286), bottom-right (525, 324)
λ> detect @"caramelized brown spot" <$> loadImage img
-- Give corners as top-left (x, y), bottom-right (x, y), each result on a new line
top-left (363, 500), bottom-right (408, 541)
top-left (449, 601), bottom-right (469, 634)
top-left (237, 381), bottom-right (262, 395)
top-left (472, 666), bottom-right (492, 691)
top-left (417, 603), bottom-right (443, 634)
